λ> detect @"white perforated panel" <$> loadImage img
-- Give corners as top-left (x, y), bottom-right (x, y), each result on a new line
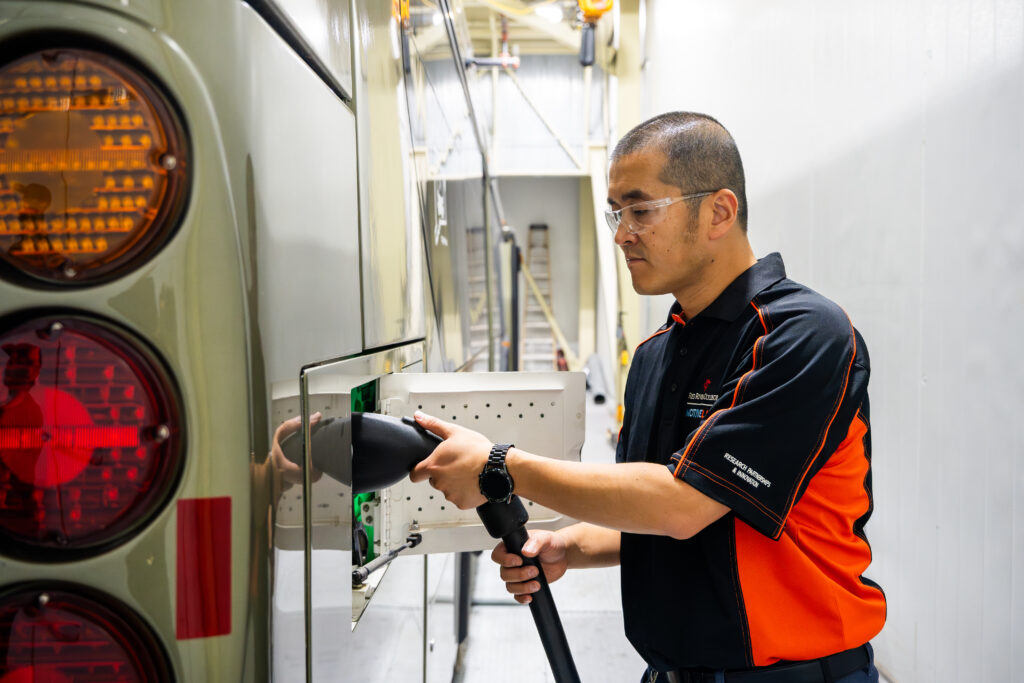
top-left (378, 372), bottom-right (585, 554)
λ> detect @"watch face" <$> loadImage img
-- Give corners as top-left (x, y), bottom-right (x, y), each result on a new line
top-left (480, 469), bottom-right (512, 500)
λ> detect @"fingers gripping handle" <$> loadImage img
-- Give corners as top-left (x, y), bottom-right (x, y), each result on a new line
top-left (477, 499), bottom-right (581, 683)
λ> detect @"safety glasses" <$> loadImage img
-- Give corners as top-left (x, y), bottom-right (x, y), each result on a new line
top-left (604, 192), bottom-right (714, 235)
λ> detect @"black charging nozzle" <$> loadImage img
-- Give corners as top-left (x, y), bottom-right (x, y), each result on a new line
top-left (280, 413), bottom-right (440, 494)
top-left (280, 412), bottom-right (581, 683)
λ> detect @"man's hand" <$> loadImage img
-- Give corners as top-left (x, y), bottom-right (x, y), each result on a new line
top-left (491, 529), bottom-right (569, 605)
top-left (269, 412), bottom-right (322, 490)
top-left (409, 411), bottom-right (492, 509)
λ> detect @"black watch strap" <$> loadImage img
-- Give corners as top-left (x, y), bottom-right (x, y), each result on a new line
top-left (487, 443), bottom-right (514, 469)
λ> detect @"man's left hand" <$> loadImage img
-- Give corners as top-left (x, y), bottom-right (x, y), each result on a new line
top-left (409, 411), bottom-right (492, 509)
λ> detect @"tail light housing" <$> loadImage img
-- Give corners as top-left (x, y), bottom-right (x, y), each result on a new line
top-left (0, 583), bottom-right (172, 681)
top-left (0, 40), bottom-right (189, 286)
top-left (0, 312), bottom-right (184, 559)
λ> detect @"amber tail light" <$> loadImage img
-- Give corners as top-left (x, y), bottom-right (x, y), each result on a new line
top-left (0, 44), bottom-right (189, 285)
top-left (0, 313), bottom-right (183, 559)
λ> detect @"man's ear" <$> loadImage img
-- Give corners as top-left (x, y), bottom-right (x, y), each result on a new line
top-left (707, 189), bottom-right (739, 239)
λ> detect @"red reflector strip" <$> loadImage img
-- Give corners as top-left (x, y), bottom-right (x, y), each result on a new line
top-left (176, 497), bottom-right (231, 639)
top-left (0, 426), bottom-right (140, 449)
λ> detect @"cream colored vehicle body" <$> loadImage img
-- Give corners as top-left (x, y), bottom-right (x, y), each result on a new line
top-left (0, 0), bottom-right (586, 680)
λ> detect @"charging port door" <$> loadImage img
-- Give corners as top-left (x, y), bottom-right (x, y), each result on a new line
top-left (375, 371), bottom-right (585, 555)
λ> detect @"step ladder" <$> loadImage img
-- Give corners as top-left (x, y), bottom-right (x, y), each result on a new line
top-left (521, 224), bottom-right (557, 372)
top-left (465, 226), bottom-right (491, 372)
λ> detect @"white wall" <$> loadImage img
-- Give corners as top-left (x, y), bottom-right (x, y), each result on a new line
top-left (418, 55), bottom-right (605, 179)
top-left (474, 55), bottom-right (604, 175)
top-left (645, 2), bottom-right (1024, 681)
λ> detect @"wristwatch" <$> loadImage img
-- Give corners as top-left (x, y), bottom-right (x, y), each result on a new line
top-left (478, 443), bottom-right (515, 504)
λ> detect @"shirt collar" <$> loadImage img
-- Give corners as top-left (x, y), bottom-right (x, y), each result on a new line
top-left (667, 252), bottom-right (787, 324)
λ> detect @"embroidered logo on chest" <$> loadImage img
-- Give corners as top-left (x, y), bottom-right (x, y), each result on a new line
top-left (685, 378), bottom-right (718, 419)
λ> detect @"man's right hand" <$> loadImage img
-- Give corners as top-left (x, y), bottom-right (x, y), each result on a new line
top-left (490, 529), bottom-right (568, 604)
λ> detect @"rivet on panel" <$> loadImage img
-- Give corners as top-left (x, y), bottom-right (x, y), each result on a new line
top-left (153, 424), bottom-right (170, 442)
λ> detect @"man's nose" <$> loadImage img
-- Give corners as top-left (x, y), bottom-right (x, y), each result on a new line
top-left (613, 223), bottom-right (636, 247)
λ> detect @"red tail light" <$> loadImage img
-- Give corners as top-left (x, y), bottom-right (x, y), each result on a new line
top-left (0, 313), bottom-right (183, 559)
top-left (0, 583), bottom-right (172, 681)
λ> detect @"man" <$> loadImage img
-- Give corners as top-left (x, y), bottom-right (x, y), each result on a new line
top-left (411, 112), bottom-right (886, 682)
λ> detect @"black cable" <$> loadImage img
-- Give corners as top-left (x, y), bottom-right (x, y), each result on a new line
top-left (477, 498), bottom-right (581, 683)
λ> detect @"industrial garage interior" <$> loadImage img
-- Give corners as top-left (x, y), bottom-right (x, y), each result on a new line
top-left (0, 1), bottom-right (1018, 682)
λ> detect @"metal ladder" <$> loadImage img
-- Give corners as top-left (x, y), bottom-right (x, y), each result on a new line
top-left (521, 224), bottom-right (557, 371)
top-left (465, 226), bottom-right (491, 372)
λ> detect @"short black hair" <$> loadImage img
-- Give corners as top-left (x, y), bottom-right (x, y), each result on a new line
top-left (611, 112), bottom-right (748, 230)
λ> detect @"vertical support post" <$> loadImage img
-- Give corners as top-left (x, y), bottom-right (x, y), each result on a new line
top-left (483, 177), bottom-right (495, 371)
top-left (299, 371), bottom-right (313, 683)
top-left (583, 64), bottom-right (592, 149)
top-left (611, 0), bottom-right (644, 412)
top-left (422, 555), bottom-right (429, 683)
top-left (509, 240), bottom-right (521, 371)
top-left (577, 177), bottom-right (596, 364)
top-left (489, 10), bottom-right (500, 167)
top-left (578, 65), bottom-right (597, 365)
top-left (587, 144), bottom-right (619, 417)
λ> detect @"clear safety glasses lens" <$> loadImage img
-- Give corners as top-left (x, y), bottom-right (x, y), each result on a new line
top-left (604, 193), bottom-right (713, 235)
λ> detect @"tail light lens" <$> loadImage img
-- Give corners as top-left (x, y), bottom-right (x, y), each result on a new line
top-left (0, 583), bottom-right (172, 682)
top-left (0, 313), bottom-right (183, 559)
top-left (0, 44), bottom-right (189, 285)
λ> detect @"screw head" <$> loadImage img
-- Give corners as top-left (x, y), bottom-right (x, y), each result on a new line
top-left (37, 321), bottom-right (64, 341)
top-left (153, 424), bottom-right (170, 443)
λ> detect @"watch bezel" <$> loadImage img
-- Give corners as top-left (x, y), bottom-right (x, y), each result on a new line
top-left (479, 443), bottom-right (515, 504)
top-left (479, 467), bottom-right (514, 503)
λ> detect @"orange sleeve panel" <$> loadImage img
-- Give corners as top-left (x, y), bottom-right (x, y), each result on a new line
top-left (671, 299), bottom-right (864, 540)
top-left (735, 415), bottom-right (886, 665)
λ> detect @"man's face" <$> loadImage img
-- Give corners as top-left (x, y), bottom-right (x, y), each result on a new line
top-left (607, 149), bottom-right (710, 298)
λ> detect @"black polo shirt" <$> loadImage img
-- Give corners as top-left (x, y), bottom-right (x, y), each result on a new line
top-left (616, 253), bottom-right (886, 671)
